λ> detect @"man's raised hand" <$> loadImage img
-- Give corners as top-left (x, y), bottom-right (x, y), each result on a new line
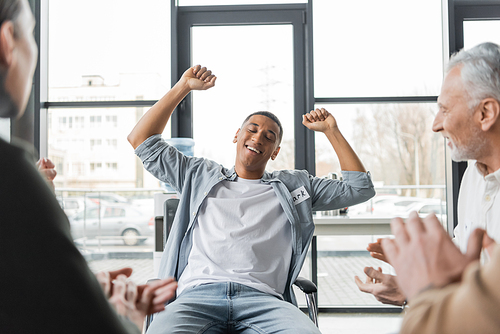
top-left (182, 65), bottom-right (217, 91)
top-left (302, 108), bottom-right (337, 133)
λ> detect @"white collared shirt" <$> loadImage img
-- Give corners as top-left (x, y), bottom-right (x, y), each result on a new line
top-left (455, 162), bottom-right (500, 252)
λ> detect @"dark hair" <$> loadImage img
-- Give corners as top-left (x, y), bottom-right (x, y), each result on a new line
top-left (241, 111), bottom-right (283, 145)
top-left (0, 0), bottom-right (22, 35)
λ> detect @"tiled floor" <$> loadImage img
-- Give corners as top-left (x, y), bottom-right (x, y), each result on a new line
top-left (318, 313), bottom-right (402, 334)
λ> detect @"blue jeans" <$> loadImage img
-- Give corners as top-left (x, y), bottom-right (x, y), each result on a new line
top-left (146, 282), bottom-right (321, 334)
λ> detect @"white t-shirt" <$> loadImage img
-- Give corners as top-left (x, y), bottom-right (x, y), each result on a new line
top-left (177, 177), bottom-right (292, 298)
top-left (455, 162), bottom-right (500, 253)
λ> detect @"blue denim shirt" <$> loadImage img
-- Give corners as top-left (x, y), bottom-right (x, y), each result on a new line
top-left (136, 134), bottom-right (375, 306)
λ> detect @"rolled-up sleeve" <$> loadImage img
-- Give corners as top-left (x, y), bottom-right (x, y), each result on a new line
top-left (310, 170), bottom-right (375, 211)
top-left (135, 134), bottom-right (203, 193)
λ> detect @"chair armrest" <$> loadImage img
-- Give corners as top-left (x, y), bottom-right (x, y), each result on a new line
top-left (293, 277), bottom-right (317, 294)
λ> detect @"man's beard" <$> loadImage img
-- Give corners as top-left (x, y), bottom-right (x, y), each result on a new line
top-left (449, 123), bottom-right (486, 162)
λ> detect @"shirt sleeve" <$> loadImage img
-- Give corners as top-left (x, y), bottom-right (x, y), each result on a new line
top-left (400, 245), bottom-right (500, 334)
top-left (135, 134), bottom-right (207, 193)
top-left (309, 170), bottom-right (375, 211)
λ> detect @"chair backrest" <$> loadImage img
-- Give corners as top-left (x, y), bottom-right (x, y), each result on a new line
top-left (163, 198), bottom-right (179, 244)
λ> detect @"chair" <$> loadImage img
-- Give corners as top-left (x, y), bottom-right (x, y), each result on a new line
top-left (146, 198), bottom-right (318, 331)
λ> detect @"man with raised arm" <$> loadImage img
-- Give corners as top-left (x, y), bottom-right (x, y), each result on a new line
top-left (128, 65), bottom-right (375, 333)
top-left (355, 42), bottom-right (500, 311)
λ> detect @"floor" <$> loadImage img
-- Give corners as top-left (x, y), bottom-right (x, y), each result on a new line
top-left (318, 313), bottom-right (402, 334)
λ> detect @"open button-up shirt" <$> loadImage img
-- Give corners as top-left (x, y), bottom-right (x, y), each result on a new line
top-left (136, 134), bottom-right (376, 305)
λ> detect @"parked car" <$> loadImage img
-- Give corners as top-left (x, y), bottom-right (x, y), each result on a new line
top-left (368, 196), bottom-right (427, 217)
top-left (57, 196), bottom-right (97, 218)
top-left (69, 204), bottom-right (154, 245)
top-left (403, 199), bottom-right (447, 223)
top-left (85, 193), bottom-right (129, 205)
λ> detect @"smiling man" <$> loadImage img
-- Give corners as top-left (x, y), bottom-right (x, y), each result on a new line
top-left (128, 65), bottom-right (375, 333)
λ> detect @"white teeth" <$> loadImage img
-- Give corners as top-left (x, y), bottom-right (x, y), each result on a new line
top-left (247, 146), bottom-right (261, 154)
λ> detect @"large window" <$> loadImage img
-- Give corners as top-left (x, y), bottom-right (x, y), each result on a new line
top-left (40, 0), bottom-right (450, 311)
top-left (45, 0), bottom-right (171, 284)
top-left (309, 0), bottom-right (445, 308)
top-left (191, 24), bottom-right (295, 170)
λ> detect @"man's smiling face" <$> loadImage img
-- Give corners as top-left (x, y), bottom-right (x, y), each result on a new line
top-left (233, 114), bottom-right (281, 179)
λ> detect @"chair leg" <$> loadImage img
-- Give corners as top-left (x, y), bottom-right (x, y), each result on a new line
top-left (305, 292), bottom-right (319, 327)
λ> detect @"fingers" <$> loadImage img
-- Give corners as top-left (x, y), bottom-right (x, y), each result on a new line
top-left (482, 232), bottom-right (496, 258)
top-left (465, 228), bottom-right (486, 261)
top-left (354, 275), bottom-right (371, 293)
top-left (303, 108), bottom-right (330, 123)
top-left (109, 267), bottom-right (133, 280)
top-left (366, 239), bottom-right (383, 253)
top-left (390, 216), bottom-right (410, 246)
top-left (36, 157), bottom-right (54, 168)
top-left (364, 266), bottom-right (385, 283)
top-left (95, 271), bottom-right (111, 297)
top-left (110, 275), bottom-right (128, 315)
top-left (192, 65), bottom-right (217, 84)
top-left (126, 280), bottom-right (138, 304)
top-left (405, 211), bottom-right (426, 237)
top-left (381, 237), bottom-right (398, 266)
top-left (137, 278), bottom-right (178, 315)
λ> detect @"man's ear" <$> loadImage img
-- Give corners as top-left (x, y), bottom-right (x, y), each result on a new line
top-left (233, 128), bottom-right (240, 143)
top-left (0, 21), bottom-right (15, 68)
top-left (477, 98), bottom-right (500, 132)
top-left (271, 146), bottom-right (280, 160)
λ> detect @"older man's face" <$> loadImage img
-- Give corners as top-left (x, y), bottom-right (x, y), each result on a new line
top-left (432, 66), bottom-right (485, 161)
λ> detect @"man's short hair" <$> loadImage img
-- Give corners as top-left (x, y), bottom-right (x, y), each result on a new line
top-left (241, 111), bottom-right (283, 145)
top-left (447, 42), bottom-right (500, 110)
top-left (0, 0), bottom-right (22, 35)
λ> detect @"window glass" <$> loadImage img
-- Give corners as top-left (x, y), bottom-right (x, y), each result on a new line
top-left (178, 0), bottom-right (306, 5)
top-left (313, 0), bottom-right (443, 97)
top-left (313, 102), bottom-right (446, 306)
top-left (48, 0), bottom-right (170, 102)
top-left (463, 20), bottom-right (500, 49)
top-left (0, 118), bottom-right (9, 141)
top-left (49, 106), bottom-right (171, 284)
top-left (191, 25), bottom-right (295, 171)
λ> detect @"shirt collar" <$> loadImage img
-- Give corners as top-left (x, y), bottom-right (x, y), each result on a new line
top-left (476, 161), bottom-right (500, 183)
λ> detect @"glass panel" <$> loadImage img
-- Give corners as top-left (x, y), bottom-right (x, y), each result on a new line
top-left (191, 25), bottom-right (295, 171)
top-left (313, 102), bottom-right (446, 306)
top-left (48, 0), bottom-right (170, 102)
top-left (48, 107), bottom-right (171, 283)
top-left (313, 0), bottom-right (443, 97)
top-left (0, 118), bottom-right (9, 141)
top-left (317, 235), bottom-right (395, 307)
top-left (179, 0), bottom-right (306, 5)
top-left (464, 20), bottom-right (500, 49)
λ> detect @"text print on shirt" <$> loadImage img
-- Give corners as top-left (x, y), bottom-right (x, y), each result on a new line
top-left (291, 186), bottom-right (310, 205)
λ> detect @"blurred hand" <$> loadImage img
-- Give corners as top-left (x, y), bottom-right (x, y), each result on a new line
top-left (355, 267), bottom-right (406, 306)
top-left (382, 212), bottom-right (485, 300)
top-left (181, 65), bottom-right (217, 91)
top-left (367, 238), bottom-right (389, 264)
top-left (36, 157), bottom-right (57, 191)
top-left (97, 268), bottom-right (177, 332)
top-left (95, 267), bottom-right (133, 298)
